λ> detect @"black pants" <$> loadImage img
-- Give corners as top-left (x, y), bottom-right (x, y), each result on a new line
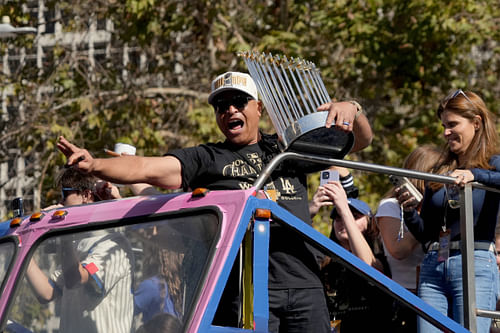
top-left (213, 265), bottom-right (329, 333)
top-left (268, 288), bottom-right (330, 333)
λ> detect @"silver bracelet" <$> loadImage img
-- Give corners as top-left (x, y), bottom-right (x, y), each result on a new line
top-left (348, 100), bottom-right (363, 120)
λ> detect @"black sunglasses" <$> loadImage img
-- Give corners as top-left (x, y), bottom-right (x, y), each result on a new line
top-left (213, 94), bottom-right (254, 114)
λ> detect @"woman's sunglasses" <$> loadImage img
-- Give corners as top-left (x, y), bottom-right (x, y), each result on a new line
top-left (445, 89), bottom-right (473, 104)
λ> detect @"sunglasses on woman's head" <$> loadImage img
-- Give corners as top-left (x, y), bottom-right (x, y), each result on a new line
top-left (213, 94), bottom-right (254, 114)
top-left (445, 89), bottom-right (473, 104)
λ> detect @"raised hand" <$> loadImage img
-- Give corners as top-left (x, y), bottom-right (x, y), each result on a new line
top-left (57, 136), bottom-right (95, 173)
top-left (309, 185), bottom-right (334, 217)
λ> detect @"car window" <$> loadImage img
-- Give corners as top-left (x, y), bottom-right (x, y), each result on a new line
top-left (6, 211), bottom-right (219, 333)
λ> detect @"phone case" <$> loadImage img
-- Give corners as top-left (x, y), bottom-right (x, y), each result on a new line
top-left (389, 175), bottom-right (423, 203)
top-left (320, 170), bottom-right (339, 185)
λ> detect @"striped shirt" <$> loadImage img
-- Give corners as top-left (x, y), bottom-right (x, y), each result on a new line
top-left (51, 233), bottom-right (134, 333)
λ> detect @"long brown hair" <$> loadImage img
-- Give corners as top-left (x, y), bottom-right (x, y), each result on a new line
top-left (385, 145), bottom-right (442, 198)
top-left (435, 90), bottom-right (500, 172)
top-left (403, 145), bottom-right (442, 193)
top-left (140, 232), bottom-right (184, 318)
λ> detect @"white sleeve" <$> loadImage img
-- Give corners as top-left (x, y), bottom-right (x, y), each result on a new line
top-left (375, 198), bottom-right (401, 220)
top-left (80, 235), bottom-right (132, 295)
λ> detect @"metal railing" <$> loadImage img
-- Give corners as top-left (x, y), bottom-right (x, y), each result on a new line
top-left (253, 151), bottom-right (500, 333)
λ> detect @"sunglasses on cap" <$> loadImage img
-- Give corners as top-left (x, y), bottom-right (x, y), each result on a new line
top-left (445, 89), bottom-right (473, 104)
top-left (213, 94), bottom-right (254, 114)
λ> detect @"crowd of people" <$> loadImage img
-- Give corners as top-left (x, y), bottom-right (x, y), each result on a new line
top-left (313, 89), bottom-right (500, 333)
top-left (27, 70), bottom-right (500, 333)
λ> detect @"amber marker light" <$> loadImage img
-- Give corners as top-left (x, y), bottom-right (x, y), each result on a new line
top-left (52, 210), bottom-right (68, 219)
top-left (255, 209), bottom-right (271, 219)
top-left (10, 217), bottom-right (22, 228)
top-left (30, 212), bottom-right (44, 222)
top-left (192, 188), bottom-right (209, 197)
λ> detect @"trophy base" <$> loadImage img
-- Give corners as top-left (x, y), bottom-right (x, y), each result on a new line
top-left (280, 111), bottom-right (354, 159)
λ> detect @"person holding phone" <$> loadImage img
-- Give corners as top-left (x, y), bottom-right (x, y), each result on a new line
top-left (397, 90), bottom-right (500, 332)
top-left (318, 180), bottom-right (392, 331)
top-left (375, 145), bottom-right (441, 332)
top-left (321, 181), bottom-right (386, 272)
top-left (309, 166), bottom-right (359, 218)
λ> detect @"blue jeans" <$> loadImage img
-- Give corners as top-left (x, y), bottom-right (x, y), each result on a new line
top-left (268, 288), bottom-right (330, 333)
top-left (417, 249), bottom-right (498, 333)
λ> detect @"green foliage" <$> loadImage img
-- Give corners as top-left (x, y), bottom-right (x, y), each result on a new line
top-left (1, 0), bottom-right (500, 223)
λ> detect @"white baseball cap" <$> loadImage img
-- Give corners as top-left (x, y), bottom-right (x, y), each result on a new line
top-left (208, 72), bottom-right (259, 105)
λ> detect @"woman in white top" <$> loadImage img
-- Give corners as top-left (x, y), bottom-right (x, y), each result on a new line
top-left (375, 145), bottom-right (441, 332)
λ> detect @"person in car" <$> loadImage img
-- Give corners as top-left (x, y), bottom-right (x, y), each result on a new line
top-left (56, 71), bottom-right (373, 332)
top-left (25, 168), bottom-right (134, 333)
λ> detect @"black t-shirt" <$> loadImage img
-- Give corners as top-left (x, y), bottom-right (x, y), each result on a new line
top-left (168, 133), bottom-right (323, 288)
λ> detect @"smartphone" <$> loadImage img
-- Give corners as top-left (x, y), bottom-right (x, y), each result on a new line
top-left (389, 175), bottom-right (423, 203)
top-left (320, 169), bottom-right (339, 186)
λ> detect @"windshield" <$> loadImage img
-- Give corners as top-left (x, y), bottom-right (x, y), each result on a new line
top-left (6, 210), bottom-right (219, 333)
top-left (0, 241), bottom-right (15, 295)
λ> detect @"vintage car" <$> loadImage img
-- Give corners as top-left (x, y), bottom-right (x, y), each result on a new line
top-left (0, 178), bottom-right (468, 332)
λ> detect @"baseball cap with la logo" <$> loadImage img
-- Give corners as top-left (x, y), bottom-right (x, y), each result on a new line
top-left (208, 72), bottom-right (259, 105)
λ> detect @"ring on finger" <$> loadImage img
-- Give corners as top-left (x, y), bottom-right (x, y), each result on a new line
top-left (342, 121), bottom-right (350, 126)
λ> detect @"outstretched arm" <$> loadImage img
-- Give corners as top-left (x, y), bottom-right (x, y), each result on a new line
top-left (351, 110), bottom-right (372, 152)
top-left (127, 183), bottom-right (162, 196)
top-left (57, 136), bottom-right (183, 189)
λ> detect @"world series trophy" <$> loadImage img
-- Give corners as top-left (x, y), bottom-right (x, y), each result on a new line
top-left (238, 51), bottom-right (354, 158)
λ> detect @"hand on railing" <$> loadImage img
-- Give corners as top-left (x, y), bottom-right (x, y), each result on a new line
top-left (447, 169), bottom-right (474, 186)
